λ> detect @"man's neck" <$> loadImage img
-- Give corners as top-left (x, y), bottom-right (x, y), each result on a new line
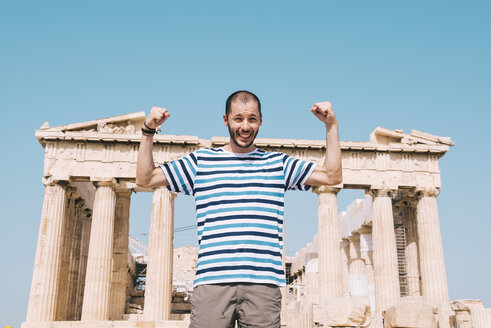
top-left (223, 143), bottom-right (257, 154)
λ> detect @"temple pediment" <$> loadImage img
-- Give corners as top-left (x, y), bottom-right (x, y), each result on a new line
top-left (39, 111), bottom-right (146, 134)
top-left (370, 126), bottom-right (454, 147)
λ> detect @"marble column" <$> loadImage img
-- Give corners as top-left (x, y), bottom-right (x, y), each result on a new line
top-left (358, 226), bottom-right (376, 319)
top-left (110, 190), bottom-right (131, 320)
top-left (416, 188), bottom-right (449, 307)
top-left (55, 188), bottom-right (78, 321)
top-left (304, 242), bottom-right (319, 304)
top-left (280, 232), bottom-right (288, 324)
top-left (348, 233), bottom-right (368, 298)
top-left (66, 199), bottom-right (85, 320)
top-left (144, 187), bottom-right (176, 320)
top-left (339, 239), bottom-right (350, 298)
top-left (462, 300), bottom-right (490, 328)
top-left (369, 189), bottom-right (400, 319)
top-left (26, 181), bottom-right (68, 322)
top-left (403, 202), bottom-right (421, 297)
top-left (75, 209), bottom-right (92, 320)
top-left (313, 186), bottom-right (342, 301)
top-left (81, 182), bottom-right (116, 321)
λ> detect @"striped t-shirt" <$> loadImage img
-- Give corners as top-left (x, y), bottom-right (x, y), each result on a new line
top-left (160, 147), bottom-right (316, 287)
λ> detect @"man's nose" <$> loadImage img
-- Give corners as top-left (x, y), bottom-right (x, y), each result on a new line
top-left (241, 120), bottom-right (251, 130)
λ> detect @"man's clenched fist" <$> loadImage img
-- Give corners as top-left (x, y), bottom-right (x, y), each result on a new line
top-left (146, 107), bottom-right (170, 129)
top-left (310, 102), bottom-right (337, 126)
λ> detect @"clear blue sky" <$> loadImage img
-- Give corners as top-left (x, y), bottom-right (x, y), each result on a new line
top-left (1, 1), bottom-right (490, 326)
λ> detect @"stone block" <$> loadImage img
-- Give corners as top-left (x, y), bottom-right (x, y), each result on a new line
top-left (384, 297), bottom-right (436, 328)
top-left (313, 297), bottom-right (370, 327)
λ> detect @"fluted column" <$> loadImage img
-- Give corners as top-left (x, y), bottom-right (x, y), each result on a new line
top-left (369, 189), bottom-right (400, 320)
top-left (55, 188), bottom-right (77, 321)
top-left (66, 199), bottom-right (85, 320)
top-left (81, 182), bottom-right (116, 321)
top-left (144, 187), bottom-right (176, 320)
top-left (416, 188), bottom-right (449, 307)
top-left (110, 190), bottom-right (131, 320)
top-left (280, 230), bottom-right (288, 323)
top-left (462, 300), bottom-right (490, 328)
top-left (75, 209), bottom-right (92, 320)
top-left (358, 226), bottom-right (376, 320)
top-left (348, 233), bottom-right (368, 298)
top-left (313, 186), bottom-right (342, 301)
top-left (403, 202), bottom-right (421, 297)
top-left (26, 181), bottom-right (68, 322)
top-left (339, 239), bottom-right (350, 298)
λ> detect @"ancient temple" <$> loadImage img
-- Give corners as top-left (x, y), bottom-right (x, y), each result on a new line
top-left (22, 112), bottom-right (490, 328)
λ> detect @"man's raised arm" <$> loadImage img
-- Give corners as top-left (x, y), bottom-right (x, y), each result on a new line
top-left (136, 107), bottom-right (170, 188)
top-left (305, 101), bottom-right (343, 186)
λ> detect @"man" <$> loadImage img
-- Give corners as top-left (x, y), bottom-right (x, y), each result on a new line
top-left (136, 90), bottom-right (342, 328)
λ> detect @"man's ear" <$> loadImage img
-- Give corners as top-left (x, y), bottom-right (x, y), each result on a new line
top-left (259, 113), bottom-right (263, 126)
top-left (223, 114), bottom-right (228, 126)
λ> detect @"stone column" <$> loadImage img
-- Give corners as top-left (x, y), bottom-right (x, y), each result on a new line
top-left (339, 239), bottom-right (350, 298)
top-left (55, 188), bottom-right (78, 321)
top-left (369, 189), bottom-right (400, 321)
top-left (403, 202), bottom-right (421, 297)
top-left (359, 226), bottom-right (376, 320)
top-left (461, 300), bottom-right (489, 328)
top-left (348, 233), bottom-right (368, 298)
top-left (144, 187), bottom-right (176, 320)
top-left (75, 209), bottom-right (92, 320)
top-left (26, 181), bottom-right (68, 322)
top-left (110, 190), bottom-right (131, 320)
top-left (81, 182), bottom-right (116, 321)
top-left (66, 199), bottom-right (85, 320)
top-left (313, 186), bottom-right (342, 301)
top-left (416, 188), bottom-right (449, 307)
top-left (280, 232), bottom-right (288, 324)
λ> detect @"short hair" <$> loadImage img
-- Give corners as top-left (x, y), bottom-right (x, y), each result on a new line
top-left (225, 90), bottom-right (261, 117)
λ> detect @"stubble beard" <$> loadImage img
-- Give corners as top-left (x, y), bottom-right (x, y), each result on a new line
top-left (227, 125), bottom-right (259, 150)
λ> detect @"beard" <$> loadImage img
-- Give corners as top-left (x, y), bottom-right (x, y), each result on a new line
top-left (227, 125), bottom-right (259, 149)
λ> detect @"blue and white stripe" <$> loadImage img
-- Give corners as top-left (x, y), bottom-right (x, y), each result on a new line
top-left (161, 147), bottom-right (316, 287)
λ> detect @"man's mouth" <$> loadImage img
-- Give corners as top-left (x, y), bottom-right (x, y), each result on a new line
top-left (237, 131), bottom-right (253, 141)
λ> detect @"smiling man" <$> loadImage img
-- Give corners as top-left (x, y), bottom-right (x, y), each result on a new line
top-left (136, 90), bottom-right (342, 328)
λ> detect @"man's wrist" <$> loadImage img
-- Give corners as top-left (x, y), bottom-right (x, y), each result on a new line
top-left (142, 121), bottom-right (158, 136)
top-left (325, 121), bottom-right (338, 130)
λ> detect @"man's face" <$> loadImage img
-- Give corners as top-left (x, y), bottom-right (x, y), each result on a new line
top-left (223, 100), bottom-right (262, 151)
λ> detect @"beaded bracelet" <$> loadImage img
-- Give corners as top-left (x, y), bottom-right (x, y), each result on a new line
top-left (142, 122), bottom-right (157, 136)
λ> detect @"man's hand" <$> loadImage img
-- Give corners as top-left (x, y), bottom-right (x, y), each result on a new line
top-left (310, 102), bottom-right (337, 126)
top-left (305, 101), bottom-right (342, 186)
top-left (146, 107), bottom-right (170, 129)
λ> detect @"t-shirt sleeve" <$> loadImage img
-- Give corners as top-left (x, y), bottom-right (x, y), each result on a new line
top-left (282, 154), bottom-right (317, 191)
top-left (160, 151), bottom-right (198, 196)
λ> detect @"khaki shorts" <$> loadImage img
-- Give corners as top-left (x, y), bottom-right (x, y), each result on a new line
top-left (189, 283), bottom-right (282, 328)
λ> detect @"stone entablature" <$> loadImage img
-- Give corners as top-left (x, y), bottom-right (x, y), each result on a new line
top-left (37, 112), bottom-right (451, 193)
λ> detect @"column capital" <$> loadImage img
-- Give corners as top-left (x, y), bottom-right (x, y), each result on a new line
top-left (115, 189), bottom-right (133, 198)
top-left (340, 238), bottom-right (350, 249)
top-left (312, 186), bottom-right (340, 195)
top-left (91, 178), bottom-right (119, 189)
top-left (42, 177), bottom-right (70, 187)
top-left (416, 187), bottom-right (440, 198)
top-left (66, 186), bottom-right (80, 199)
top-left (358, 225), bottom-right (372, 235)
top-left (366, 188), bottom-right (394, 198)
top-left (347, 232), bottom-right (360, 242)
top-left (153, 187), bottom-right (177, 199)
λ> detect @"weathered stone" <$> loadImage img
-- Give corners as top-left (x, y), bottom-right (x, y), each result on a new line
top-left (313, 298), bottom-right (370, 327)
top-left (384, 297), bottom-right (435, 328)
